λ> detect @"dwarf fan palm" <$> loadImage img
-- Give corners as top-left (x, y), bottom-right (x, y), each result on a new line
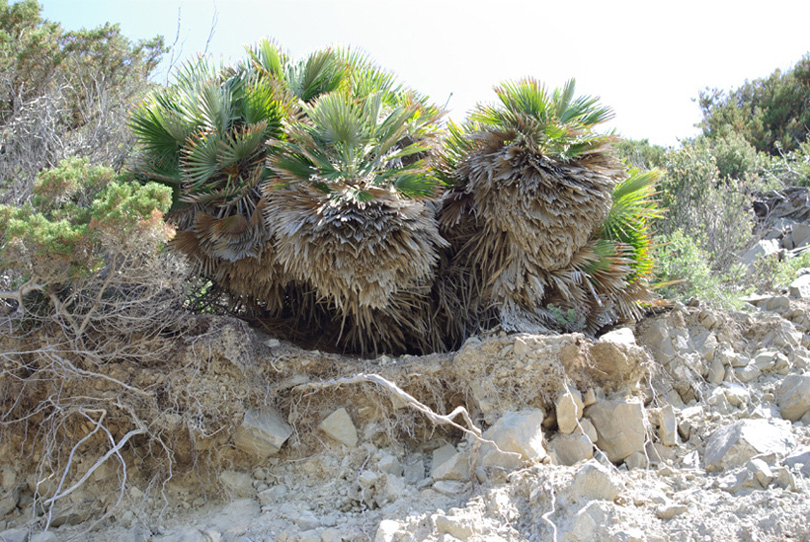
top-left (268, 89), bottom-right (446, 354)
top-left (438, 78), bottom-right (644, 339)
top-left (130, 58), bottom-right (288, 309)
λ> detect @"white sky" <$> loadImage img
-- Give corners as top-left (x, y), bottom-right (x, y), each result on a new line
top-left (41, 0), bottom-right (810, 147)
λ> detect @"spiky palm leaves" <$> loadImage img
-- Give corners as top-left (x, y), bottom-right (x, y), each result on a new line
top-left (268, 90), bottom-right (446, 354)
top-left (438, 78), bottom-right (657, 339)
top-left (130, 59), bottom-right (288, 309)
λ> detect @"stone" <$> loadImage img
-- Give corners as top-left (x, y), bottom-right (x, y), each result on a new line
top-left (431, 444), bottom-right (458, 476)
top-left (566, 461), bottom-right (621, 502)
top-left (0, 487), bottom-right (19, 517)
top-left (585, 398), bottom-right (646, 463)
top-left (373, 520), bottom-right (402, 542)
top-left (746, 458), bottom-right (774, 487)
top-left (761, 295), bottom-right (791, 313)
top-left (784, 446), bottom-right (810, 476)
top-left (233, 407), bottom-right (292, 457)
top-left (722, 383), bottom-right (750, 408)
top-left (378, 454), bottom-right (403, 476)
top-left (0, 528), bottom-right (28, 542)
top-left (219, 471), bottom-right (254, 498)
top-left (377, 474), bottom-right (406, 507)
top-left (789, 274), bottom-right (810, 299)
top-left (550, 432), bottom-right (593, 466)
top-left (583, 389), bottom-right (597, 407)
top-left (562, 501), bottom-right (612, 542)
top-left (29, 534), bottom-right (58, 542)
top-left (555, 388), bottom-right (584, 434)
top-left (739, 239), bottom-right (780, 270)
top-left (319, 408), bottom-right (358, 447)
top-left (433, 513), bottom-right (476, 540)
top-left (257, 484), bottom-right (288, 507)
top-left (432, 480), bottom-right (469, 496)
top-left (580, 418), bottom-right (598, 443)
top-left (776, 374), bottom-right (810, 421)
top-left (403, 459), bottom-right (425, 484)
top-left (656, 503), bottom-right (688, 520)
top-left (707, 357), bottom-right (725, 384)
top-left (298, 531), bottom-right (321, 542)
top-left (656, 405), bottom-right (678, 446)
top-left (294, 510), bottom-right (321, 531)
top-left (589, 330), bottom-right (648, 391)
top-left (479, 410), bottom-right (546, 469)
top-left (513, 337), bottom-right (531, 356)
top-left (704, 419), bottom-right (796, 472)
top-left (734, 363), bottom-right (762, 383)
top-left (358, 470), bottom-right (379, 489)
top-left (624, 451), bottom-right (648, 470)
top-left (432, 452), bottom-right (471, 481)
top-left (792, 223), bottom-right (810, 248)
top-left (320, 528), bottom-right (343, 542)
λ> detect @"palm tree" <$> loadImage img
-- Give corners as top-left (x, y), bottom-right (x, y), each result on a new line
top-left (268, 89), bottom-right (446, 354)
top-left (437, 78), bottom-right (654, 341)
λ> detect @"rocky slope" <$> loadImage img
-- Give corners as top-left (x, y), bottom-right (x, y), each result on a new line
top-left (2, 295), bottom-right (810, 542)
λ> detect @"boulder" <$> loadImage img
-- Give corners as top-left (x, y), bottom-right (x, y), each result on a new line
top-left (550, 432), bottom-right (594, 466)
top-left (656, 405), bottom-right (678, 446)
top-left (233, 407), bottom-right (292, 457)
top-left (319, 407), bottom-right (358, 447)
top-left (791, 223), bottom-right (810, 248)
top-left (776, 374), bottom-right (810, 421)
top-left (555, 388), bottom-right (584, 434)
top-left (480, 410), bottom-right (546, 469)
top-left (739, 239), bottom-right (780, 270)
top-left (432, 452), bottom-right (471, 481)
top-left (789, 274), bottom-right (810, 299)
top-left (566, 461), bottom-right (621, 502)
top-left (431, 443), bottom-right (458, 476)
top-left (784, 446), bottom-right (810, 476)
top-left (704, 419), bottom-right (795, 472)
top-left (585, 398), bottom-right (646, 463)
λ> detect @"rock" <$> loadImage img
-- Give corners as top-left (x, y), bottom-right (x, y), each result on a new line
top-left (403, 459), bottom-right (425, 484)
top-left (656, 503), bottom-right (688, 520)
top-left (656, 405), bottom-right (678, 446)
top-left (580, 418), bottom-right (598, 443)
top-left (257, 484), bottom-right (288, 507)
top-left (734, 363), bottom-right (762, 383)
top-left (0, 487), bottom-right (19, 517)
top-left (550, 432), bottom-right (594, 466)
top-left (792, 223), bottom-right (810, 248)
top-left (704, 419), bottom-right (796, 472)
top-left (567, 460), bottom-right (621, 502)
top-left (377, 474), bottom-right (406, 507)
top-left (776, 374), bottom-right (810, 421)
top-left (639, 319), bottom-right (676, 361)
top-left (721, 383), bottom-right (750, 408)
top-left (707, 356), bottom-right (725, 384)
top-left (358, 470), bottom-right (379, 489)
top-left (624, 451), bottom-right (648, 470)
top-left (739, 239), bottom-right (780, 270)
top-left (233, 407), bottom-right (292, 457)
top-left (298, 530), bottom-right (321, 542)
top-left (294, 510), bottom-right (321, 531)
top-left (319, 408), bottom-right (358, 447)
top-left (589, 330), bottom-right (648, 391)
top-left (0, 528), bottom-right (28, 542)
top-left (433, 513), bottom-right (476, 540)
top-left (320, 528), bottom-right (343, 542)
top-left (761, 295), bottom-right (791, 313)
top-left (562, 501), bottom-right (612, 542)
top-left (555, 388), bottom-right (584, 434)
top-left (585, 398), bottom-right (646, 463)
top-left (479, 410), bottom-right (546, 469)
top-left (378, 454), bottom-right (403, 476)
top-left (513, 336), bottom-right (531, 356)
top-left (432, 480), bottom-right (469, 496)
top-left (789, 274), bottom-right (810, 299)
top-left (746, 458), bottom-right (774, 487)
top-left (431, 443), bottom-right (458, 476)
top-left (219, 471), bottom-right (254, 497)
top-left (373, 520), bottom-right (403, 542)
top-left (784, 446), bottom-right (810, 476)
top-left (432, 452), bottom-right (471, 481)
top-left (29, 534), bottom-right (58, 542)
top-left (583, 389), bottom-right (597, 407)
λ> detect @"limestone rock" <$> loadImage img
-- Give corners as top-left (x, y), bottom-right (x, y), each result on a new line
top-left (378, 454), bottom-right (403, 476)
top-left (433, 512), bottom-right (476, 540)
top-left (789, 274), bottom-right (810, 299)
top-left (431, 443), bottom-right (458, 476)
top-left (0, 529), bottom-right (28, 542)
top-left (776, 374), bottom-right (810, 421)
top-left (432, 452), bottom-right (471, 481)
top-left (374, 519), bottom-right (404, 542)
top-left (555, 388), bottom-right (584, 434)
top-left (792, 222), bottom-right (810, 248)
top-left (624, 451), bottom-right (648, 470)
top-left (319, 408), bottom-right (358, 447)
top-left (480, 410), bottom-right (546, 469)
top-left (739, 239), bottom-right (780, 270)
top-left (233, 407), bottom-right (292, 457)
top-left (219, 470), bottom-right (254, 497)
top-left (588, 330), bottom-right (649, 392)
top-left (784, 446), bottom-right (810, 476)
top-left (585, 398), bottom-right (646, 463)
top-left (432, 480), bottom-right (469, 496)
top-left (656, 405), bottom-right (678, 446)
top-left (566, 461), bottom-right (621, 502)
top-left (550, 432), bottom-right (594, 466)
top-left (704, 419), bottom-right (795, 472)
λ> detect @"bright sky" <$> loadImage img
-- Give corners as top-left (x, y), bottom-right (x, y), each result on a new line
top-left (41, 0), bottom-right (810, 148)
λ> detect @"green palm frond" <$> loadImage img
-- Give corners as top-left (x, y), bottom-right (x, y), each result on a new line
top-left (468, 77), bottom-right (615, 162)
top-left (273, 90), bottom-right (442, 202)
top-left (285, 49), bottom-right (349, 103)
top-left (244, 38), bottom-right (285, 78)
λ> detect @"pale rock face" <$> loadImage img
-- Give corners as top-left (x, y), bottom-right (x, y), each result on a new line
top-left (656, 404), bottom-right (679, 446)
top-left (550, 432), bottom-right (594, 466)
top-left (704, 419), bottom-right (796, 472)
top-left (776, 374), bottom-right (810, 421)
top-left (555, 388), bottom-right (584, 434)
top-left (479, 409), bottom-right (547, 470)
top-left (233, 407), bottom-right (293, 457)
top-left (585, 398), bottom-right (646, 463)
top-left (565, 461), bottom-right (621, 503)
top-left (319, 407), bottom-right (359, 447)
